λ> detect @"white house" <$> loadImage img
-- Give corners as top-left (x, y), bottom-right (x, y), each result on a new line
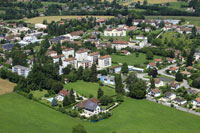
top-left (63, 48), bottom-right (74, 58)
top-left (53, 54), bottom-right (65, 63)
top-left (63, 57), bottom-right (77, 69)
top-left (12, 65), bottom-right (31, 78)
top-left (75, 49), bottom-right (88, 61)
top-left (149, 88), bottom-right (161, 97)
top-left (194, 52), bottom-right (200, 61)
top-left (77, 60), bottom-right (92, 69)
top-left (145, 27), bottom-right (151, 32)
top-left (56, 89), bottom-right (70, 102)
top-left (104, 28), bottom-right (126, 37)
top-left (35, 23), bottom-right (47, 29)
top-left (167, 58), bottom-right (176, 64)
top-left (111, 40), bottom-right (129, 50)
top-left (136, 35), bottom-right (147, 40)
top-left (98, 55), bottom-right (112, 70)
top-left (173, 97), bottom-right (187, 105)
top-left (154, 78), bottom-right (164, 88)
top-left (191, 97), bottom-right (200, 107)
top-left (164, 91), bottom-right (176, 100)
top-left (88, 52), bottom-right (100, 64)
top-left (170, 81), bottom-right (180, 90)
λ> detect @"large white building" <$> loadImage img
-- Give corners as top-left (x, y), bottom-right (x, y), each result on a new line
top-left (63, 48), bottom-right (74, 58)
top-left (111, 40), bottom-right (129, 50)
top-left (75, 49), bottom-right (88, 61)
top-left (87, 52), bottom-right (100, 64)
top-left (12, 65), bottom-right (31, 78)
top-left (98, 55), bottom-right (112, 70)
top-left (104, 28), bottom-right (126, 37)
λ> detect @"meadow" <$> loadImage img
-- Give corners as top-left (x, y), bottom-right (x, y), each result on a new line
top-left (146, 16), bottom-right (200, 26)
top-left (111, 53), bottom-right (161, 67)
top-left (64, 80), bottom-right (116, 98)
top-left (0, 78), bottom-right (16, 95)
top-left (0, 93), bottom-right (200, 133)
top-left (25, 16), bottom-right (114, 24)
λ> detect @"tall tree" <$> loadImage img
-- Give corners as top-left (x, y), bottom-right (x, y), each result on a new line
top-left (121, 62), bottom-right (129, 74)
top-left (90, 64), bottom-right (97, 82)
top-left (97, 88), bottom-right (104, 99)
top-left (175, 72), bottom-right (183, 82)
top-left (70, 89), bottom-right (76, 103)
top-left (129, 80), bottom-right (146, 99)
top-left (115, 74), bottom-right (124, 94)
top-left (63, 95), bottom-right (71, 106)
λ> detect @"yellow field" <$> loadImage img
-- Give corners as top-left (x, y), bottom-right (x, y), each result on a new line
top-left (0, 79), bottom-right (16, 95)
top-left (25, 16), bottom-right (115, 24)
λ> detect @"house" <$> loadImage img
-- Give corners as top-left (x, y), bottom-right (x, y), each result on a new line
top-left (88, 52), bottom-right (100, 64)
top-left (49, 36), bottom-right (68, 44)
top-left (186, 66), bottom-right (193, 71)
top-left (121, 50), bottom-right (130, 55)
top-left (53, 54), bottom-right (65, 63)
top-left (56, 89), bottom-right (70, 101)
top-left (191, 97), bottom-right (200, 107)
top-left (146, 62), bottom-right (156, 69)
top-left (111, 40), bottom-right (129, 50)
top-left (167, 58), bottom-right (176, 64)
top-left (46, 51), bottom-right (57, 57)
top-left (98, 55), bottom-right (112, 69)
top-left (164, 91), bottom-right (176, 100)
top-left (63, 48), bottom-right (74, 58)
top-left (109, 65), bottom-right (121, 73)
top-left (69, 30), bottom-right (84, 40)
top-left (173, 97), bottom-right (187, 105)
top-left (99, 75), bottom-right (115, 85)
top-left (169, 67), bottom-right (178, 73)
top-left (75, 48), bottom-right (89, 61)
top-left (136, 35), bottom-right (147, 40)
top-left (145, 27), bottom-right (151, 32)
top-left (12, 65), bottom-right (31, 78)
top-left (194, 52), bottom-right (200, 61)
top-left (170, 81), bottom-right (180, 90)
top-left (154, 78), bottom-right (164, 88)
top-left (132, 19), bottom-right (144, 26)
top-left (149, 88), bottom-right (161, 97)
top-left (154, 59), bottom-right (162, 64)
top-left (104, 28), bottom-right (126, 37)
top-left (77, 60), bottom-right (92, 69)
top-left (181, 71), bottom-right (191, 77)
top-left (2, 43), bottom-right (14, 51)
top-left (35, 23), bottom-right (47, 29)
top-left (75, 98), bottom-right (102, 116)
top-left (63, 57), bottom-right (77, 68)
top-left (186, 89), bottom-right (197, 95)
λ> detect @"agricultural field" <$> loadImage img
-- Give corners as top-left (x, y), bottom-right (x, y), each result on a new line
top-left (146, 16), bottom-right (200, 26)
top-left (111, 53), bottom-right (161, 67)
top-left (1, 93), bottom-right (200, 133)
top-left (25, 16), bottom-right (114, 24)
top-left (0, 79), bottom-right (16, 95)
top-left (120, 0), bottom-right (177, 6)
top-left (64, 80), bottom-right (116, 98)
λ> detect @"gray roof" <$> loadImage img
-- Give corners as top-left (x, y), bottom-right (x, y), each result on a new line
top-left (2, 43), bottom-right (14, 51)
top-left (164, 91), bottom-right (175, 98)
top-left (83, 101), bottom-right (98, 111)
top-left (173, 97), bottom-right (185, 102)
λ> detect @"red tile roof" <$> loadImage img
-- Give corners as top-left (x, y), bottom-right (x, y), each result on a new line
top-left (70, 30), bottom-right (84, 36)
top-left (99, 55), bottom-right (111, 59)
top-left (53, 54), bottom-right (65, 59)
top-left (58, 89), bottom-right (69, 97)
top-left (89, 52), bottom-right (99, 56)
top-left (154, 59), bottom-right (162, 62)
top-left (152, 88), bottom-right (160, 93)
top-left (149, 62), bottom-right (156, 67)
top-left (170, 67), bottom-right (178, 71)
top-left (63, 48), bottom-right (74, 51)
top-left (112, 40), bottom-right (128, 45)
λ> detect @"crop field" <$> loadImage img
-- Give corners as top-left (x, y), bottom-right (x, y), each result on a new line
top-left (0, 93), bottom-right (200, 133)
top-left (25, 16), bottom-right (115, 24)
top-left (0, 79), bottom-right (16, 95)
top-left (146, 16), bottom-right (200, 26)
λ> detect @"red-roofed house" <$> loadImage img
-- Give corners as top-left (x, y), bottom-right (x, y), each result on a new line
top-left (167, 58), bottom-right (176, 64)
top-left (147, 62), bottom-right (156, 69)
top-left (192, 97), bottom-right (200, 107)
top-left (169, 67), bottom-right (178, 73)
top-left (56, 89), bottom-right (70, 101)
top-left (154, 59), bottom-right (162, 64)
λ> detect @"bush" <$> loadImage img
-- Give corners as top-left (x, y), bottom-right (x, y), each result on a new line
top-left (28, 93), bottom-right (33, 99)
top-left (44, 94), bottom-right (49, 97)
top-left (170, 104), bottom-right (174, 108)
top-left (57, 107), bottom-right (66, 114)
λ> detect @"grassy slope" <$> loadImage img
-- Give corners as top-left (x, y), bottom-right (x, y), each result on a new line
top-left (146, 16), bottom-right (200, 26)
top-left (25, 16), bottom-right (114, 24)
top-left (64, 80), bottom-right (116, 98)
top-left (0, 79), bottom-right (16, 95)
top-left (111, 53), bottom-right (161, 66)
top-left (0, 93), bottom-right (200, 133)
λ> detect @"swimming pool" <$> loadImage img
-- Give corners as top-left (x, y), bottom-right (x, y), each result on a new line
top-left (47, 97), bottom-right (53, 102)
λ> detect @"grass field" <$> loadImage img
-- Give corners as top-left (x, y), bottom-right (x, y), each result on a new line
top-left (0, 93), bottom-right (200, 133)
top-left (64, 80), bottom-right (116, 98)
top-left (0, 79), bottom-right (16, 95)
top-left (146, 16), bottom-right (200, 26)
top-left (25, 16), bottom-right (114, 24)
top-left (167, 2), bottom-right (188, 11)
top-left (120, 0), bottom-right (177, 6)
top-left (111, 53), bottom-right (161, 67)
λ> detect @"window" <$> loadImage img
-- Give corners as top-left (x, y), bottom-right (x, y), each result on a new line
top-left (104, 59), bottom-right (110, 66)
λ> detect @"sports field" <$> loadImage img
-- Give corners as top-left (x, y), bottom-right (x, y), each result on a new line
top-left (146, 16), bottom-right (200, 26)
top-left (0, 93), bottom-right (200, 133)
top-left (64, 80), bottom-right (116, 98)
top-left (25, 16), bottom-right (114, 24)
top-left (0, 79), bottom-right (16, 95)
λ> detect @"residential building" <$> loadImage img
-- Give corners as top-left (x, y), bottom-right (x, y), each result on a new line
top-left (167, 58), bottom-right (176, 64)
top-left (146, 62), bottom-right (156, 69)
top-left (154, 59), bottom-right (162, 64)
top-left (170, 81), bottom-right (180, 90)
top-left (164, 91), bottom-right (176, 100)
top-left (104, 28), bottom-right (126, 37)
top-left (99, 75), bottom-right (115, 85)
top-left (136, 35), bottom-right (147, 40)
top-left (2, 43), bottom-right (14, 51)
top-left (35, 23), bottom-right (47, 29)
top-left (109, 65), bottom-right (121, 73)
top-left (88, 52), bottom-right (100, 64)
top-left (77, 60), bottom-right (92, 69)
top-left (194, 52), bottom-right (200, 61)
top-left (145, 27), bottom-right (151, 32)
top-left (63, 57), bottom-right (77, 69)
top-left (173, 97), bottom-right (187, 105)
top-left (149, 88), bottom-right (161, 97)
top-left (192, 97), bottom-right (200, 107)
top-left (53, 54), bottom-right (65, 63)
top-left (69, 30), bottom-right (84, 40)
top-left (75, 49), bottom-right (89, 61)
top-left (56, 89), bottom-right (70, 102)
top-left (63, 48), bottom-right (74, 58)
top-left (46, 51), bottom-right (57, 57)
top-left (98, 55), bottom-right (112, 69)
top-left (12, 65), bottom-right (31, 78)
top-left (121, 50), bottom-right (131, 55)
top-left (154, 78), bottom-right (164, 88)
top-left (169, 67), bottom-right (178, 73)
top-left (111, 40), bottom-right (129, 50)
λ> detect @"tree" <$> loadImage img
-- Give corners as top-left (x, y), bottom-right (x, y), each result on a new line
top-left (143, 0), bottom-right (148, 5)
top-left (146, 51), bottom-right (154, 60)
top-left (150, 78), bottom-right (155, 89)
top-left (90, 64), bottom-right (97, 82)
top-left (52, 97), bottom-right (58, 106)
top-left (83, 68), bottom-right (91, 82)
top-left (186, 53), bottom-right (194, 66)
top-left (191, 27), bottom-right (197, 38)
top-left (175, 72), bottom-right (183, 82)
top-left (67, 70), bottom-right (78, 82)
top-left (70, 89), bottom-right (76, 103)
top-left (97, 88), bottom-right (104, 99)
top-left (159, 21), bottom-right (165, 28)
top-left (62, 65), bottom-right (72, 75)
top-left (151, 68), bottom-right (158, 78)
top-left (115, 74), bottom-right (124, 94)
top-left (121, 62), bottom-right (129, 74)
top-left (20, 31), bottom-right (25, 40)
top-left (72, 124), bottom-right (87, 133)
top-left (51, 81), bottom-right (63, 93)
top-left (129, 80), bottom-right (146, 99)
top-left (77, 66), bottom-right (83, 80)
top-left (63, 95), bottom-right (71, 106)
top-left (100, 95), bottom-right (113, 106)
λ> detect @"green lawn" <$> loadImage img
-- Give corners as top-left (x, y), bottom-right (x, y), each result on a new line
top-left (64, 80), bottom-right (116, 98)
top-left (145, 16), bottom-right (200, 26)
top-left (31, 90), bottom-right (48, 99)
top-left (167, 2), bottom-right (188, 11)
top-left (111, 53), bottom-right (161, 67)
top-left (1, 93), bottom-right (200, 133)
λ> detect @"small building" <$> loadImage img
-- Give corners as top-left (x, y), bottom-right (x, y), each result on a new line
top-left (63, 48), bottom-right (74, 58)
top-left (53, 54), bottom-right (65, 63)
top-left (136, 35), bottom-right (147, 40)
top-left (186, 89), bottom-right (197, 95)
top-left (69, 30), bottom-right (84, 40)
top-left (170, 81), bottom-right (180, 90)
top-left (164, 91), bottom-right (176, 100)
top-left (149, 88), bottom-right (161, 97)
top-left (46, 51), bottom-right (57, 57)
top-left (2, 43), bottom-right (14, 51)
top-left (56, 89), bottom-right (70, 102)
top-left (154, 78), bottom-right (164, 88)
top-left (169, 67), bottom-right (178, 73)
top-left (145, 27), bottom-right (151, 32)
top-left (12, 65), bottom-right (31, 78)
top-left (167, 58), bottom-right (176, 64)
top-left (109, 65), bottom-right (121, 73)
top-left (99, 75), bottom-right (115, 85)
top-left (98, 55), bottom-right (112, 70)
top-left (194, 52), bottom-right (200, 61)
top-left (146, 62), bottom-right (156, 69)
top-left (121, 50), bottom-right (131, 55)
top-left (191, 97), bottom-right (200, 107)
top-left (35, 23), bottom-right (47, 29)
top-left (173, 97), bottom-right (187, 105)
top-left (104, 28), bottom-right (126, 37)
top-left (154, 59), bottom-right (162, 64)
top-left (75, 49), bottom-right (89, 61)
top-left (88, 52), bottom-right (100, 64)
top-left (111, 40), bottom-right (129, 50)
